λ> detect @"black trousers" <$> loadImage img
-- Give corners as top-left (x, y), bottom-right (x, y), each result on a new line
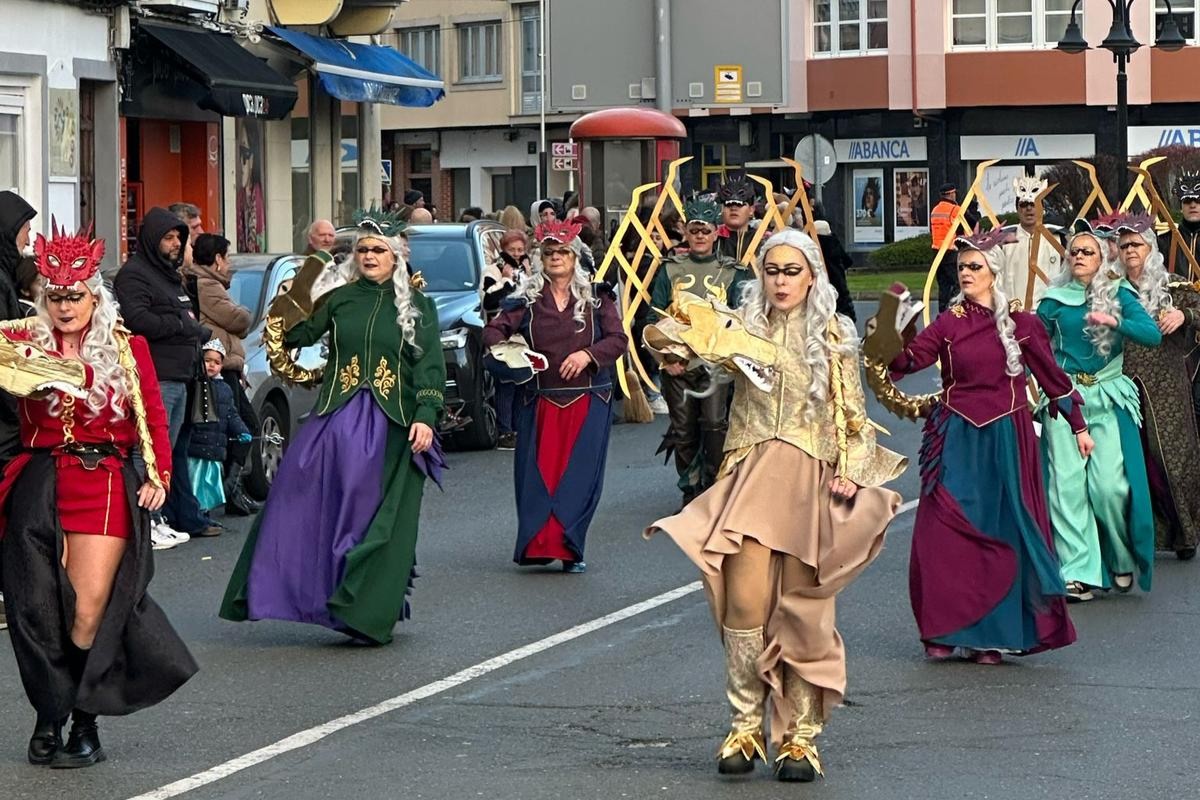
top-left (221, 369), bottom-right (259, 469)
top-left (661, 369), bottom-right (730, 495)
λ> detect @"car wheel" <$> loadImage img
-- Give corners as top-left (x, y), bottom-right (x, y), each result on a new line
top-left (246, 398), bottom-right (288, 500)
top-left (453, 351), bottom-right (499, 451)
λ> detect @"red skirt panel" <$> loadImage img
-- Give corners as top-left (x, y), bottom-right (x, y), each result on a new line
top-left (524, 396), bottom-right (591, 561)
top-left (0, 453), bottom-right (131, 538)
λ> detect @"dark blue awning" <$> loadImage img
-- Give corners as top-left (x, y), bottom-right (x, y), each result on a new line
top-left (268, 27), bottom-right (445, 107)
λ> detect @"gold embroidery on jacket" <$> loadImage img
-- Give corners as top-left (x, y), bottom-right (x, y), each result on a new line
top-left (339, 355), bottom-right (361, 393)
top-left (373, 356), bottom-right (397, 399)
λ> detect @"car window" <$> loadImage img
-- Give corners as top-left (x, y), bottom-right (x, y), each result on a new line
top-left (408, 239), bottom-right (478, 292)
top-left (268, 259), bottom-right (302, 301)
top-left (228, 269), bottom-right (267, 319)
top-left (481, 230), bottom-right (502, 267)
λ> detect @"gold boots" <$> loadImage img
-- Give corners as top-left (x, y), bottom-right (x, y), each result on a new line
top-left (774, 668), bottom-right (824, 782)
top-left (717, 626), bottom-right (768, 774)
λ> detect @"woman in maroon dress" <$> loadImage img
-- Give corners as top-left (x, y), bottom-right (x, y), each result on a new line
top-left (0, 225), bottom-right (196, 767)
top-left (483, 219), bottom-right (627, 573)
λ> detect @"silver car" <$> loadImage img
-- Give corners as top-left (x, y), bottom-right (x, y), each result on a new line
top-left (226, 254), bottom-right (323, 500)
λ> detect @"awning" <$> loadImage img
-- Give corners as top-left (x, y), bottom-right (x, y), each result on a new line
top-left (743, 159), bottom-right (790, 169)
top-left (139, 20), bottom-right (298, 120)
top-left (268, 27), bottom-right (445, 107)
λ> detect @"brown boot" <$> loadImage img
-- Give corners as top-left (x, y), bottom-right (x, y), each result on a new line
top-left (716, 626), bottom-right (768, 775)
top-left (774, 669), bottom-right (824, 782)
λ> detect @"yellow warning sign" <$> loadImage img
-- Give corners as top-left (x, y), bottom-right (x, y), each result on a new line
top-left (714, 65), bottom-right (743, 104)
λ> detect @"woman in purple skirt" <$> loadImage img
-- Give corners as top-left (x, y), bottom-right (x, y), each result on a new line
top-left (220, 215), bottom-right (446, 645)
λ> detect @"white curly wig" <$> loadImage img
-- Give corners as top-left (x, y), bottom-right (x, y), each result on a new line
top-left (1053, 231), bottom-right (1123, 359)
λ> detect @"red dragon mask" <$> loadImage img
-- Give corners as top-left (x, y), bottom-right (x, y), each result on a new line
top-left (35, 220), bottom-right (105, 289)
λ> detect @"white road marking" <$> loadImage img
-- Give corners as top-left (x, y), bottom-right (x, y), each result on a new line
top-left (128, 501), bottom-right (919, 800)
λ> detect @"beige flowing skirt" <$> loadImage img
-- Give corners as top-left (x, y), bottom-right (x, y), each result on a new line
top-left (645, 440), bottom-right (900, 743)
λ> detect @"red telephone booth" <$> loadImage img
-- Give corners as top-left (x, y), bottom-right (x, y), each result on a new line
top-left (569, 107), bottom-right (687, 227)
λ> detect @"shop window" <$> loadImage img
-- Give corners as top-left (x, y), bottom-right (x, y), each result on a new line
top-left (458, 21), bottom-right (502, 83)
top-left (519, 4), bottom-right (541, 114)
top-left (0, 94), bottom-right (23, 194)
top-left (1157, 0), bottom-right (1198, 41)
top-left (813, 0), bottom-right (888, 57)
top-left (291, 114), bottom-right (311, 253)
top-left (396, 26), bottom-right (441, 75)
top-left (951, 0), bottom-right (1082, 49)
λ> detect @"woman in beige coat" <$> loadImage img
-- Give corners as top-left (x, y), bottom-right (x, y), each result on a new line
top-left (188, 233), bottom-right (259, 514)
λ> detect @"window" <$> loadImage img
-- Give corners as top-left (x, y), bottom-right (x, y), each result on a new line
top-left (458, 21), bottom-right (502, 83)
top-left (396, 27), bottom-right (441, 75)
top-left (951, 0), bottom-right (1083, 49)
top-left (519, 4), bottom-right (541, 114)
top-left (0, 93), bottom-right (23, 194)
top-left (1157, 1), bottom-right (1197, 41)
top-left (813, 0), bottom-right (888, 56)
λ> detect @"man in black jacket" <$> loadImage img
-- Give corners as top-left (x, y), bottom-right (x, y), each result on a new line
top-left (115, 207), bottom-right (217, 543)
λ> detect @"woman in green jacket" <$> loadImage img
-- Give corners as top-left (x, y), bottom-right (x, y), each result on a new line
top-left (1037, 226), bottom-right (1161, 603)
top-left (220, 217), bottom-right (446, 644)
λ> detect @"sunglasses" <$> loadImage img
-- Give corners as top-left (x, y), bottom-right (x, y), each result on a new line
top-left (1069, 247), bottom-right (1097, 257)
top-left (239, 146), bottom-right (253, 163)
top-left (686, 226), bottom-right (716, 235)
top-left (763, 266), bottom-right (806, 277)
top-left (957, 262), bottom-right (986, 272)
top-left (356, 246), bottom-right (390, 255)
top-left (1118, 241), bottom-right (1147, 251)
top-left (542, 247), bottom-right (572, 257)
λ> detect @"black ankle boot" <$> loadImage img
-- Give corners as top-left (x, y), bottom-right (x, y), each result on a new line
top-left (27, 716), bottom-right (66, 765)
top-left (224, 467), bottom-right (261, 517)
top-left (50, 711), bottom-right (105, 769)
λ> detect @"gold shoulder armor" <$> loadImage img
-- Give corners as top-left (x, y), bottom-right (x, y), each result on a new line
top-left (263, 315), bottom-right (324, 387)
top-left (1008, 298), bottom-right (1024, 313)
top-left (410, 271), bottom-right (427, 290)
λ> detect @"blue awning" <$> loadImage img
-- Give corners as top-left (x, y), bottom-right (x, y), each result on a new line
top-left (268, 27), bottom-right (445, 107)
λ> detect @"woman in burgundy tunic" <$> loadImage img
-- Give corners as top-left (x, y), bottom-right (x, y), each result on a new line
top-left (484, 219), bottom-right (628, 573)
top-left (885, 228), bottom-right (1089, 664)
top-left (0, 226), bottom-right (196, 768)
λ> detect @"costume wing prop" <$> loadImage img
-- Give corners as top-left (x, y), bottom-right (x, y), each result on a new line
top-left (268, 251), bottom-right (337, 332)
top-left (484, 334), bottom-right (549, 385)
top-left (862, 284), bottom-right (938, 420)
top-left (0, 337), bottom-right (89, 399)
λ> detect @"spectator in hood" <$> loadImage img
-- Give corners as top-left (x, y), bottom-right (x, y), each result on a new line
top-left (0, 191), bottom-right (35, 460)
top-left (404, 189), bottom-right (426, 209)
top-left (115, 207), bottom-right (219, 545)
top-left (813, 219), bottom-right (856, 321)
top-left (531, 199), bottom-right (557, 226)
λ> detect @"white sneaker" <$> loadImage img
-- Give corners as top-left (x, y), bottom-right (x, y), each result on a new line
top-left (648, 395), bottom-right (669, 415)
top-left (151, 522), bottom-right (189, 550)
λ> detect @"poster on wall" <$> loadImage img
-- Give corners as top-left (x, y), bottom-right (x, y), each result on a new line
top-left (236, 118), bottom-right (266, 253)
top-left (852, 168), bottom-right (885, 243)
top-left (981, 165), bottom-right (1028, 218)
top-left (49, 89), bottom-right (78, 179)
top-left (894, 168), bottom-right (929, 241)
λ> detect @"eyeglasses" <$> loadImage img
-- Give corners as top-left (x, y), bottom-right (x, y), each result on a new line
top-left (1016, 201), bottom-right (1035, 209)
top-left (957, 262), bottom-right (986, 272)
top-left (686, 226), bottom-right (716, 236)
top-left (1118, 241), bottom-right (1147, 251)
top-left (763, 266), bottom-right (806, 277)
top-left (356, 246), bottom-right (390, 255)
top-left (239, 146), bottom-right (252, 163)
top-left (1069, 247), bottom-right (1097, 257)
top-left (542, 247), bottom-right (572, 258)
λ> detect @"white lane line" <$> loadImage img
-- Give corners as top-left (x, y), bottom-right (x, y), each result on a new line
top-left (128, 501), bottom-right (919, 800)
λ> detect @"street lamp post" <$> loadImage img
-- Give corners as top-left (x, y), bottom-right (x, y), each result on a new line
top-left (1057, 0), bottom-right (1187, 199)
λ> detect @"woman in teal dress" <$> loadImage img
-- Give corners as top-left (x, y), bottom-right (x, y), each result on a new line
top-left (1036, 228), bottom-right (1161, 602)
top-left (220, 217), bottom-right (446, 644)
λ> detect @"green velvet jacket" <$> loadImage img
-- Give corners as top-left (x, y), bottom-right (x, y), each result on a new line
top-left (284, 277), bottom-right (446, 428)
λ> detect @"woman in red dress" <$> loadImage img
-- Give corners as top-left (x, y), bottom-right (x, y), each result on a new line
top-left (0, 225), bottom-right (196, 767)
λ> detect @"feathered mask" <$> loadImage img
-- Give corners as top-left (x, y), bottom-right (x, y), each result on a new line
top-left (1013, 175), bottom-right (1048, 206)
top-left (1176, 171), bottom-right (1200, 203)
top-left (352, 205), bottom-right (406, 238)
top-left (954, 225), bottom-right (1016, 253)
top-left (683, 196), bottom-right (722, 226)
top-left (35, 220), bottom-right (105, 289)
top-left (1074, 211), bottom-right (1122, 239)
top-left (534, 217), bottom-right (583, 245)
top-left (1111, 212), bottom-right (1155, 235)
top-left (717, 174), bottom-right (756, 206)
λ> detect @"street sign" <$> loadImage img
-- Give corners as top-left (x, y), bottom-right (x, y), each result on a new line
top-left (714, 65), bottom-right (743, 104)
top-left (380, 158), bottom-right (392, 185)
top-left (552, 156), bottom-right (576, 172)
top-left (551, 142), bottom-right (579, 158)
top-left (794, 134), bottom-right (837, 186)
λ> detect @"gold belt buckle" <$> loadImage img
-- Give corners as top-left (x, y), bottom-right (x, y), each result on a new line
top-left (1074, 372), bottom-right (1097, 387)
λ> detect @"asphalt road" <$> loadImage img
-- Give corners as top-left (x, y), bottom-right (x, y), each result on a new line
top-left (1, 302), bottom-right (1196, 800)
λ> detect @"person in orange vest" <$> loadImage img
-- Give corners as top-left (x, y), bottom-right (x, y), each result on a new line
top-left (930, 183), bottom-right (962, 311)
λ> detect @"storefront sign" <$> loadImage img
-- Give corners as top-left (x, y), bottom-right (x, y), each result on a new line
top-left (834, 137), bottom-right (927, 163)
top-left (960, 134), bottom-right (1095, 161)
top-left (852, 168), bottom-right (885, 244)
top-left (381, 159), bottom-right (392, 185)
top-left (714, 65), bottom-right (743, 104)
top-left (1128, 126), bottom-right (1200, 153)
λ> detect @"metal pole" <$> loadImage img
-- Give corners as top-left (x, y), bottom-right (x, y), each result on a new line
top-left (1116, 53), bottom-right (1129, 200)
top-left (538, 0), bottom-right (548, 200)
top-left (654, 0), bottom-right (671, 113)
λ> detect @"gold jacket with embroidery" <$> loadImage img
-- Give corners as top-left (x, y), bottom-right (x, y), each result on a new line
top-left (722, 309), bottom-right (907, 487)
top-left (282, 278), bottom-right (446, 428)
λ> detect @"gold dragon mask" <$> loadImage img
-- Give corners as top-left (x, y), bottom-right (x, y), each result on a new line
top-left (0, 336), bottom-right (89, 399)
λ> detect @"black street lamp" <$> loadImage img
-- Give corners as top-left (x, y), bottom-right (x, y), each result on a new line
top-left (1058, 1), bottom-right (1187, 198)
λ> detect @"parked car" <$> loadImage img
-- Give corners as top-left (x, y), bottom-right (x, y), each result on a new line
top-left (229, 221), bottom-right (503, 499)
